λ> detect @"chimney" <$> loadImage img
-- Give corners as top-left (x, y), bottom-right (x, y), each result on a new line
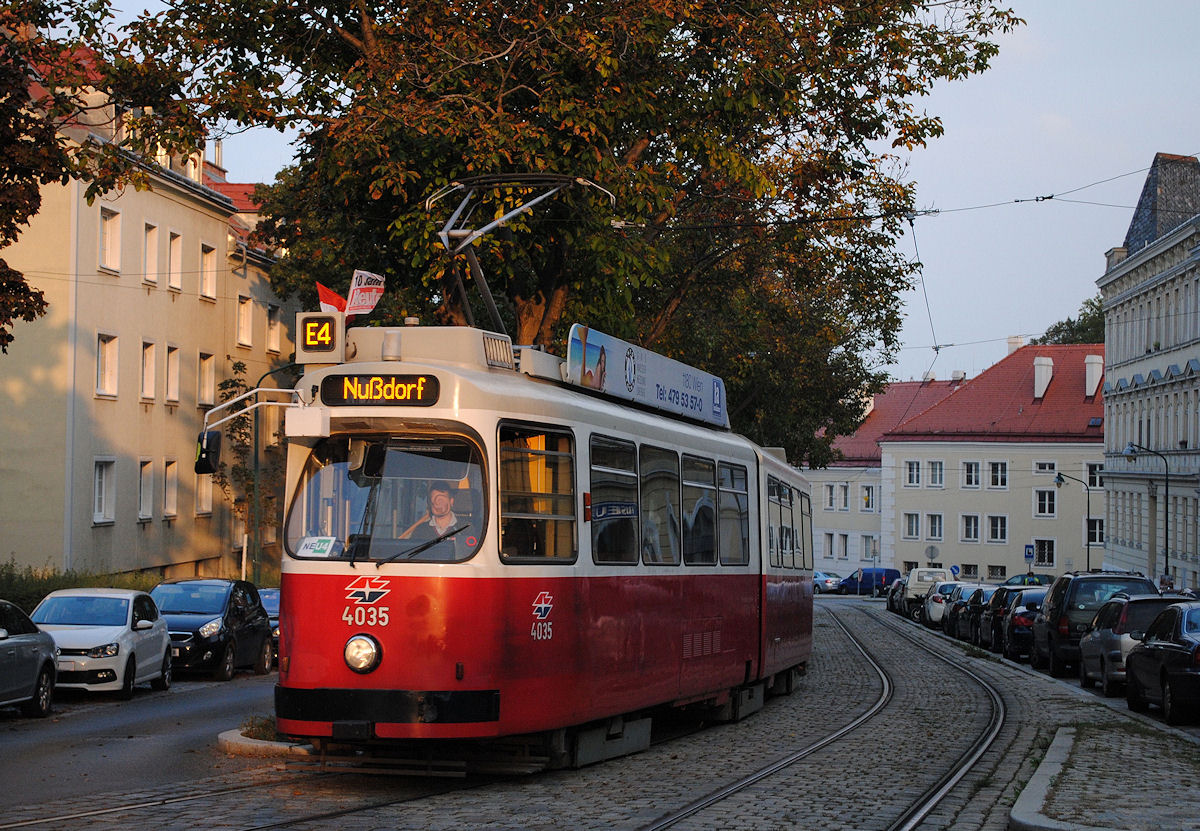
top-left (922, 371), bottom-right (936, 382)
top-left (1085, 354), bottom-right (1103, 396)
top-left (1033, 356), bottom-right (1053, 398)
top-left (1007, 335), bottom-right (1024, 354)
top-left (1105, 246), bottom-right (1127, 271)
top-left (951, 370), bottom-right (966, 382)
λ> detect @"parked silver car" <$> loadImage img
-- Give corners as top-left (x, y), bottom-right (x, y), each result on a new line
top-left (813, 571), bottom-right (842, 594)
top-left (0, 599), bottom-right (57, 717)
top-left (922, 580), bottom-right (962, 628)
top-left (1078, 593), bottom-right (1173, 697)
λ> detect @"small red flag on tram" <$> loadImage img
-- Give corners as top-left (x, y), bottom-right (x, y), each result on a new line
top-left (316, 282), bottom-right (346, 314)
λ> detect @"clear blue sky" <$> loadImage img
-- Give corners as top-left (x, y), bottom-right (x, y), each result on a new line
top-left (217, 1), bottom-right (1200, 381)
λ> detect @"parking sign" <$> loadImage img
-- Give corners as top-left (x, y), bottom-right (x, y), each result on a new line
top-left (1024, 544), bottom-right (1034, 562)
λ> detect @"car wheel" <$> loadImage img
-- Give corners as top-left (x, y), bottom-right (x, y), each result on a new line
top-left (253, 636), bottom-right (272, 675)
top-left (214, 642), bottom-right (236, 682)
top-left (20, 666), bottom-right (53, 718)
top-left (1029, 639), bottom-right (1044, 669)
top-left (1126, 672), bottom-right (1148, 713)
top-left (813, 585), bottom-right (821, 595)
top-left (151, 650), bottom-right (172, 691)
top-left (1047, 641), bottom-right (1067, 677)
top-left (117, 657), bottom-right (136, 700)
top-left (909, 606), bottom-right (922, 623)
top-left (1078, 656), bottom-right (1094, 689)
top-left (1163, 678), bottom-right (1189, 726)
top-left (1100, 661), bottom-right (1119, 698)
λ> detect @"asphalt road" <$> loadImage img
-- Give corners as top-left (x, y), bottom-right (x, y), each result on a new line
top-left (0, 671), bottom-right (276, 808)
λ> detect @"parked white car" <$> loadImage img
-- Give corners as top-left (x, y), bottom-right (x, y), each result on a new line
top-left (31, 589), bottom-right (171, 699)
top-left (921, 580), bottom-right (962, 628)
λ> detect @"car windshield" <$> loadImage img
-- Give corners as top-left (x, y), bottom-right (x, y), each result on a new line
top-left (33, 596), bottom-right (128, 626)
top-left (1182, 607), bottom-right (1200, 635)
top-left (258, 590), bottom-right (280, 615)
top-left (1012, 589), bottom-right (1045, 608)
top-left (152, 584), bottom-right (230, 615)
top-left (285, 435), bottom-right (486, 564)
top-left (1074, 580), bottom-right (1155, 611)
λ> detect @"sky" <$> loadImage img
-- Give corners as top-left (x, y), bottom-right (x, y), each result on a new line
top-left (214, 1), bottom-right (1200, 384)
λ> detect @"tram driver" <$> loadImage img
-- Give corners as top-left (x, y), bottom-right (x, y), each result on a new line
top-left (400, 480), bottom-right (467, 557)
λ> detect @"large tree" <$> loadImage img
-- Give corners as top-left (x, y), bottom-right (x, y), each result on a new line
top-left (1033, 294), bottom-right (1104, 345)
top-left (126, 0), bottom-right (1019, 459)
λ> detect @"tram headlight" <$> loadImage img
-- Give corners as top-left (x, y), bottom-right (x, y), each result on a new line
top-left (344, 634), bottom-right (382, 674)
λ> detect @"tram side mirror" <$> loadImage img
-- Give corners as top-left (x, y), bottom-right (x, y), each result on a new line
top-left (194, 430), bottom-right (222, 474)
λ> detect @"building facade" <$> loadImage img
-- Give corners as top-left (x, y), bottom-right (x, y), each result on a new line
top-left (0, 146), bottom-right (296, 577)
top-left (879, 345), bottom-right (1106, 582)
top-left (1099, 153), bottom-right (1200, 590)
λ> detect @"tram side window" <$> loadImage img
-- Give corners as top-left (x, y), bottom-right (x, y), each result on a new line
top-left (718, 462), bottom-right (750, 566)
top-left (798, 491), bottom-right (813, 570)
top-left (499, 425), bottom-right (576, 563)
top-left (767, 478), bottom-right (780, 567)
top-left (640, 445), bottom-right (680, 565)
top-left (591, 436), bottom-right (639, 564)
top-left (682, 455), bottom-right (716, 565)
top-left (779, 483), bottom-right (796, 569)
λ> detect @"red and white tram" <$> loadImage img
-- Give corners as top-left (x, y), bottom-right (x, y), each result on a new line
top-left (231, 316), bottom-right (813, 767)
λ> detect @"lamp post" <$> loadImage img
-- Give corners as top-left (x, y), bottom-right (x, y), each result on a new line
top-left (1054, 471), bottom-right (1092, 572)
top-left (1123, 441), bottom-right (1169, 586)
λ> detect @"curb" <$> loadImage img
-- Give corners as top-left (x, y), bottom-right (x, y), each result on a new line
top-left (217, 728), bottom-right (313, 758)
top-left (1008, 728), bottom-right (1123, 831)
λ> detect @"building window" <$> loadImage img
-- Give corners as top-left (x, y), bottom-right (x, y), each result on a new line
top-left (96, 333), bottom-right (118, 396)
top-left (200, 243), bottom-right (217, 298)
top-left (927, 513), bottom-right (943, 541)
top-left (905, 460), bottom-right (920, 487)
top-left (267, 304), bottom-right (281, 353)
top-left (168, 231), bottom-right (182, 290)
top-left (198, 352), bottom-right (215, 406)
top-left (963, 461), bottom-right (980, 488)
top-left (1087, 463), bottom-right (1104, 488)
top-left (903, 512), bottom-right (920, 540)
top-left (237, 296), bottom-right (253, 346)
top-left (838, 484), bottom-right (849, 511)
top-left (93, 460), bottom-right (115, 523)
top-left (163, 460), bottom-right (178, 518)
top-left (1034, 460), bottom-right (1057, 475)
top-left (140, 341), bottom-right (156, 400)
top-left (824, 532), bottom-right (834, 559)
top-left (196, 472), bottom-right (213, 515)
top-left (99, 207), bottom-right (120, 271)
top-left (961, 563), bottom-right (979, 579)
top-left (1034, 489), bottom-right (1056, 518)
top-left (138, 460), bottom-right (153, 520)
top-left (1088, 518), bottom-right (1105, 545)
top-left (861, 484), bottom-right (875, 512)
top-left (861, 535), bottom-right (877, 561)
top-left (987, 515), bottom-right (1008, 543)
top-left (989, 461), bottom-right (1008, 488)
top-left (903, 560), bottom-right (918, 573)
top-left (824, 484), bottom-right (835, 510)
top-left (143, 223), bottom-right (158, 284)
top-left (1034, 539), bottom-right (1055, 568)
top-left (928, 461), bottom-right (944, 488)
top-left (837, 533), bottom-right (848, 559)
top-left (165, 346), bottom-right (179, 402)
top-left (987, 564), bottom-right (1007, 581)
top-left (962, 514), bottom-right (980, 542)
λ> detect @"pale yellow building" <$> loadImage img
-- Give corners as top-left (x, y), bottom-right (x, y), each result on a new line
top-left (0, 146), bottom-right (296, 577)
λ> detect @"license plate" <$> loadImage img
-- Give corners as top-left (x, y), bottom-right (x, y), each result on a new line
top-left (171, 648), bottom-right (180, 658)
top-left (57, 660), bottom-right (75, 671)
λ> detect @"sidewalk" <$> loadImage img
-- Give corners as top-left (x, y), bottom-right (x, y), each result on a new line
top-left (1010, 721), bottom-right (1200, 831)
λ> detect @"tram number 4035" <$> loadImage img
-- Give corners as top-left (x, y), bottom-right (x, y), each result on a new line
top-left (531, 621), bottom-right (553, 640)
top-left (342, 606), bottom-right (390, 627)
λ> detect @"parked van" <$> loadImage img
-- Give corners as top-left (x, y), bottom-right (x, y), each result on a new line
top-left (901, 567), bottom-right (953, 620)
top-left (839, 568), bottom-right (902, 597)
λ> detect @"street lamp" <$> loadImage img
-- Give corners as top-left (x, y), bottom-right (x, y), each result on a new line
top-left (1053, 471), bottom-right (1093, 572)
top-left (1123, 441), bottom-right (1169, 586)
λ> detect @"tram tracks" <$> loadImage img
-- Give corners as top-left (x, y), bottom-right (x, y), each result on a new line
top-left (637, 603), bottom-right (1007, 831)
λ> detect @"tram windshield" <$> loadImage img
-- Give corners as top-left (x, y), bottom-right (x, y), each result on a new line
top-left (284, 436), bottom-right (486, 563)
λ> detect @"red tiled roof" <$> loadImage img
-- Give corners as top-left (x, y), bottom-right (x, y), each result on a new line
top-left (881, 344), bottom-right (1104, 444)
top-left (830, 379), bottom-right (963, 465)
top-left (208, 181), bottom-right (261, 213)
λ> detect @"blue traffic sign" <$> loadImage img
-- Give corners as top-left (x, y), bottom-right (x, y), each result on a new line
top-left (1024, 544), bottom-right (1035, 562)
top-left (950, 564), bottom-right (960, 577)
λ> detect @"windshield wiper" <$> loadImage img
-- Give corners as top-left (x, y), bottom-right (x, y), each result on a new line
top-left (380, 524), bottom-right (470, 564)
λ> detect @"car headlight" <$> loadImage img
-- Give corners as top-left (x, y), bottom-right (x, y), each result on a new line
top-left (272, 626), bottom-right (280, 639)
top-left (344, 634), bottom-right (381, 674)
top-left (198, 617), bottom-right (223, 639)
top-left (87, 642), bottom-right (120, 659)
